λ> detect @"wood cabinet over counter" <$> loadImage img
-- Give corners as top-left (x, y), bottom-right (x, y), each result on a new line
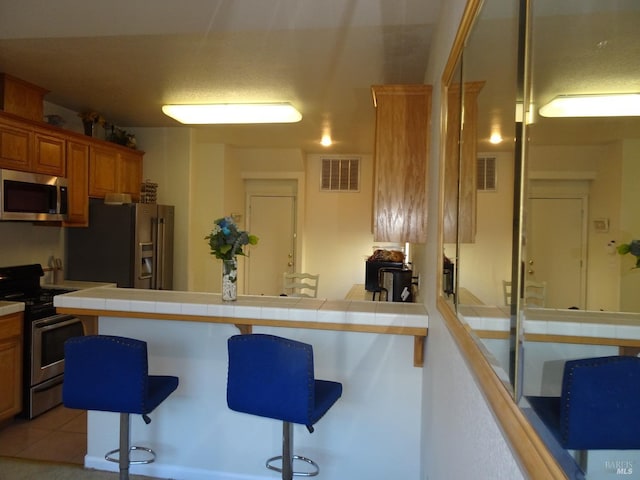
top-left (371, 85), bottom-right (431, 244)
top-left (443, 81), bottom-right (484, 244)
top-left (0, 111), bottom-right (143, 227)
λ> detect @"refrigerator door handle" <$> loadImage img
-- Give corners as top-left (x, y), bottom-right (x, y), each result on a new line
top-left (155, 217), bottom-right (166, 289)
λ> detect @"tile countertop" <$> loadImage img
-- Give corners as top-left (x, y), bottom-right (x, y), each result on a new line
top-left (458, 303), bottom-right (640, 343)
top-left (0, 301), bottom-right (25, 317)
top-left (42, 281), bottom-right (116, 290)
top-left (53, 286), bottom-right (429, 331)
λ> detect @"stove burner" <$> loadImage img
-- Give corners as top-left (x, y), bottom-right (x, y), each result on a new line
top-left (0, 264), bottom-right (74, 320)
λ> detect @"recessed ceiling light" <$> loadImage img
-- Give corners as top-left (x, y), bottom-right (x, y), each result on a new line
top-left (321, 134), bottom-right (332, 147)
top-left (539, 94), bottom-right (640, 118)
top-left (161, 103), bottom-right (302, 124)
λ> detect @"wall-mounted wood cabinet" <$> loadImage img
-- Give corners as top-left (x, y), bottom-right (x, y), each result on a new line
top-left (65, 140), bottom-right (90, 226)
top-left (371, 84), bottom-right (431, 244)
top-left (0, 111), bottom-right (144, 225)
top-left (0, 312), bottom-right (23, 422)
top-left (89, 145), bottom-right (142, 201)
top-left (34, 129), bottom-right (66, 176)
top-left (443, 81), bottom-right (484, 244)
top-left (0, 116), bottom-right (32, 171)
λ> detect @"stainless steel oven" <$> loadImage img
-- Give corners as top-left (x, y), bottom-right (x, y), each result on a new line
top-left (31, 314), bottom-right (84, 384)
top-left (29, 314), bottom-right (85, 418)
top-left (0, 264), bottom-right (92, 419)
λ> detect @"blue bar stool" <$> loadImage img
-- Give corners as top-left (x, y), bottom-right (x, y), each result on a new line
top-left (227, 334), bottom-right (343, 480)
top-left (63, 335), bottom-right (179, 480)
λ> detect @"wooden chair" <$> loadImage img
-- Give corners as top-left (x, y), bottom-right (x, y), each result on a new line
top-left (502, 280), bottom-right (547, 307)
top-left (502, 280), bottom-right (512, 306)
top-left (282, 272), bottom-right (319, 298)
top-left (525, 280), bottom-right (547, 307)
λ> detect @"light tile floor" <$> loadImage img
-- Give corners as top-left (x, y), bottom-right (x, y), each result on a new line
top-left (0, 406), bottom-right (86, 465)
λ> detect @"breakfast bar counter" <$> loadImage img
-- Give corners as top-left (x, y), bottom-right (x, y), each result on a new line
top-left (54, 286), bottom-right (428, 480)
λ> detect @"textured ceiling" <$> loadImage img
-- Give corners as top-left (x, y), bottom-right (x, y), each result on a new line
top-left (0, 0), bottom-right (443, 154)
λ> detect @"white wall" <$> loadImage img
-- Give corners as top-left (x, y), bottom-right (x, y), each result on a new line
top-left (0, 222), bottom-right (64, 283)
top-left (304, 154), bottom-right (376, 300)
top-left (529, 143), bottom-right (625, 311)
top-left (458, 151), bottom-right (515, 306)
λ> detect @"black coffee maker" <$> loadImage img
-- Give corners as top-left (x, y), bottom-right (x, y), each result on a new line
top-left (378, 266), bottom-right (413, 302)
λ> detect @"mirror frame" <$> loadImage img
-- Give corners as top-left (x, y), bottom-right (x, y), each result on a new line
top-left (436, 0), bottom-right (565, 477)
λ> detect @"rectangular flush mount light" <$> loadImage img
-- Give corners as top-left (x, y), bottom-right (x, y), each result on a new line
top-left (161, 103), bottom-right (302, 124)
top-left (539, 94), bottom-right (640, 118)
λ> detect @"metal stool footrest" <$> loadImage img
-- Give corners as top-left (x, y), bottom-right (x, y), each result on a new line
top-left (266, 455), bottom-right (319, 477)
top-left (105, 445), bottom-right (157, 465)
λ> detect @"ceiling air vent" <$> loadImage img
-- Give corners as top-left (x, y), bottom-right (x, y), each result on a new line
top-left (321, 157), bottom-right (360, 192)
top-left (476, 155), bottom-right (497, 191)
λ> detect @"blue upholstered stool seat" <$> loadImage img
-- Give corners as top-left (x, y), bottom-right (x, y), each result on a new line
top-left (528, 355), bottom-right (640, 452)
top-left (227, 334), bottom-right (342, 479)
top-left (64, 335), bottom-right (179, 480)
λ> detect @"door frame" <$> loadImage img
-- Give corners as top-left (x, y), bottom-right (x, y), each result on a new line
top-left (527, 188), bottom-right (589, 309)
top-left (242, 172), bottom-right (305, 293)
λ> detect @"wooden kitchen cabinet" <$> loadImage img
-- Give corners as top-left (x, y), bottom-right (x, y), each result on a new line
top-left (118, 149), bottom-right (143, 201)
top-left (0, 116), bottom-right (32, 171)
top-left (443, 81), bottom-right (484, 243)
top-left (34, 129), bottom-right (66, 176)
top-left (0, 312), bottom-right (23, 422)
top-left (89, 145), bottom-right (143, 201)
top-left (371, 84), bottom-right (431, 243)
top-left (89, 145), bottom-right (118, 197)
top-left (64, 139), bottom-right (90, 226)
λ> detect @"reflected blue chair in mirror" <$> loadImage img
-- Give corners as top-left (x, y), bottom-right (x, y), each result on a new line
top-left (63, 335), bottom-right (179, 480)
top-left (527, 356), bottom-right (640, 471)
top-left (227, 334), bottom-right (343, 480)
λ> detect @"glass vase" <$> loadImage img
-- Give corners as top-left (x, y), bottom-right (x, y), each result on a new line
top-left (222, 257), bottom-right (238, 301)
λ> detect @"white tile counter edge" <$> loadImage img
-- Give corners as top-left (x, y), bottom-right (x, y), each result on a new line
top-left (458, 303), bottom-right (640, 339)
top-left (54, 286), bottom-right (429, 329)
top-left (0, 301), bottom-right (25, 316)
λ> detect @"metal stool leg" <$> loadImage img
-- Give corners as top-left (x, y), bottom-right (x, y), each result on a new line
top-left (119, 413), bottom-right (130, 480)
top-left (105, 413), bottom-right (157, 480)
top-left (266, 421), bottom-right (319, 479)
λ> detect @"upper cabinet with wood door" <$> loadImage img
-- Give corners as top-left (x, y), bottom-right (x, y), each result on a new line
top-left (65, 139), bottom-right (90, 226)
top-left (33, 127), bottom-right (65, 176)
top-left (89, 144), bottom-right (142, 201)
top-left (443, 81), bottom-right (484, 243)
top-left (371, 84), bottom-right (431, 243)
top-left (0, 115), bottom-right (66, 176)
top-left (0, 115), bottom-right (32, 171)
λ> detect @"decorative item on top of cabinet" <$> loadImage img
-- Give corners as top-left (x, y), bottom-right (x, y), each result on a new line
top-left (371, 84), bottom-right (431, 243)
top-left (0, 312), bottom-right (23, 422)
top-left (443, 81), bottom-right (484, 244)
top-left (64, 140), bottom-right (90, 227)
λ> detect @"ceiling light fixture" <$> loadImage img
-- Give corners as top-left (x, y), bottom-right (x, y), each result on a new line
top-left (539, 94), bottom-right (640, 118)
top-left (161, 103), bottom-right (302, 124)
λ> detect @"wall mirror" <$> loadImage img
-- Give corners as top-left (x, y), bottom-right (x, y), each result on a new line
top-left (443, 0), bottom-right (523, 390)
top-left (444, 0), bottom-right (640, 475)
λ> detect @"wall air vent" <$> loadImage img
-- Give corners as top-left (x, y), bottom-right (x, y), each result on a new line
top-left (476, 155), bottom-right (497, 191)
top-left (321, 157), bottom-right (360, 192)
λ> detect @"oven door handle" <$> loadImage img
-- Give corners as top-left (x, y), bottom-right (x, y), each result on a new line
top-left (33, 315), bottom-right (81, 332)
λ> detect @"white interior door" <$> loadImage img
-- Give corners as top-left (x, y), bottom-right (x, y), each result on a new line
top-left (528, 196), bottom-right (587, 309)
top-left (246, 195), bottom-right (296, 296)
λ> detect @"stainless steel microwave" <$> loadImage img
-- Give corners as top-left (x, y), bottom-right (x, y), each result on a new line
top-left (0, 169), bottom-right (68, 221)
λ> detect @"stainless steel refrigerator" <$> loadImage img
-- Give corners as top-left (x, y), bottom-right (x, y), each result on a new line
top-left (66, 198), bottom-right (174, 289)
